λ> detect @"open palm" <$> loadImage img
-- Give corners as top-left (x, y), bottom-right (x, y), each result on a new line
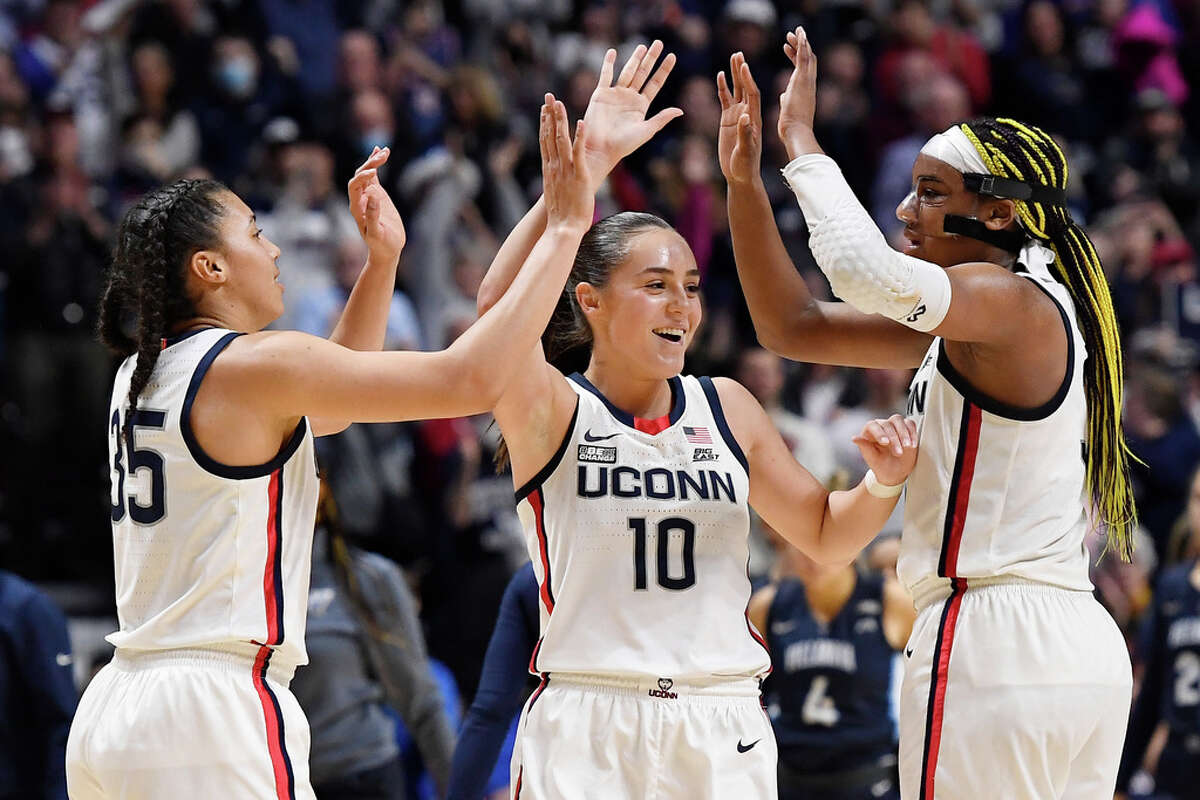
top-left (581, 41), bottom-right (683, 185)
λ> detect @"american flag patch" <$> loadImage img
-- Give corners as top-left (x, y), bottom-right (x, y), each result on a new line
top-left (684, 426), bottom-right (712, 444)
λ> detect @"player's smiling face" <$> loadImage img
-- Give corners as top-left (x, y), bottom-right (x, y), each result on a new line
top-left (582, 228), bottom-right (702, 379)
top-left (213, 191), bottom-right (285, 328)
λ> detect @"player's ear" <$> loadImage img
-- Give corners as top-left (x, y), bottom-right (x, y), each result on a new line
top-left (982, 198), bottom-right (1017, 231)
top-left (576, 282), bottom-right (601, 316)
top-left (188, 249), bottom-right (227, 287)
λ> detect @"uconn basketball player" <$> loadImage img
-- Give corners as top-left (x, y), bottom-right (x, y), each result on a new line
top-left (474, 45), bottom-right (918, 799)
top-left (1116, 468), bottom-right (1200, 800)
top-left (66, 98), bottom-right (592, 800)
top-left (721, 30), bottom-right (1133, 799)
top-left (750, 531), bottom-right (914, 800)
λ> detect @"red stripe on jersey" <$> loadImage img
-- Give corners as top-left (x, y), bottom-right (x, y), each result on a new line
top-left (528, 489), bottom-right (555, 615)
top-left (941, 405), bottom-right (982, 578)
top-left (744, 609), bottom-right (772, 676)
top-left (252, 647), bottom-right (296, 800)
top-left (633, 412), bottom-right (671, 434)
top-left (919, 580), bottom-right (966, 800)
top-left (263, 469), bottom-right (283, 644)
top-left (513, 766), bottom-right (524, 799)
top-left (528, 638), bottom-right (543, 675)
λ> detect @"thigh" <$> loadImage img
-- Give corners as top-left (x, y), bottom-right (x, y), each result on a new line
top-left (657, 698), bottom-right (777, 800)
top-left (1060, 683), bottom-right (1133, 800)
top-left (511, 684), bottom-right (651, 800)
top-left (76, 662), bottom-right (315, 800)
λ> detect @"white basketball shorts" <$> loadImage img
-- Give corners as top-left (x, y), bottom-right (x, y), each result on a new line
top-left (510, 673), bottom-right (777, 800)
top-left (899, 578), bottom-right (1132, 800)
top-left (66, 644), bottom-right (315, 800)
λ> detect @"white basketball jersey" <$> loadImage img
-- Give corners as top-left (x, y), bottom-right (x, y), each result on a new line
top-left (898, 273), bottom-right (1093, 594)
top-left (515, 373), bottom-right (771, 682)
top-left (105, 328), bottom-right (319, 668)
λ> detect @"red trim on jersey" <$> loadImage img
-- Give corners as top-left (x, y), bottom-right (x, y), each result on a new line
top-left (744, 609), bottom-right (772, 676)
top-left (633, 412), bottom-right (671, 434)
top-left (528, 489), bottom-right (555, 615)
top-left (513, 766), bottom-right (524, 799)
top-left (940, 405), bottom-right (982, 578)
top-left (919, 579), bottom-right (966, 800)
top-left (528, 638), bottom-right (543, 675)
top-left (252, 646), bottom-right (296, 800)
top-left (263, 469), bottom-right (284, 644)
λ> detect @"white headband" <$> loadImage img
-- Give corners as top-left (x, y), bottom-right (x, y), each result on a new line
top-left (919, 126), bottom-right (988, 175)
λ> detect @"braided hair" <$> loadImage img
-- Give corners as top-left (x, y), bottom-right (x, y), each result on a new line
top-left (98, 179), bottom-right (226, 421)
top-left (959, 118), bottom-right (1137, 559)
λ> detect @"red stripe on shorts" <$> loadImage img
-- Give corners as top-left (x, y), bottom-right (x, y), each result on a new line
top-left (251, 646), bottom-right (296, 800)
top-left (919, 579), bottom-right (966, 800)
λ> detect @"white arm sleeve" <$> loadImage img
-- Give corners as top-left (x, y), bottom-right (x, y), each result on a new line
top-left (782, 154), bottom-right (951, 333)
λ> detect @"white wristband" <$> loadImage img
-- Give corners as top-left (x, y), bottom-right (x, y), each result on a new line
top-left (863, 469), bottom-right (904, 499)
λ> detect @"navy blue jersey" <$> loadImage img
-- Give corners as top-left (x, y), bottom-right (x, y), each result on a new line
top-left (764, 572), bottom-right (896, 773)
top-left (1117, 561), bottom-right (1200, 794)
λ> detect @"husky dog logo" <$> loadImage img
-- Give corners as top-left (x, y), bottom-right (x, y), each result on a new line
top-left (649, 677), bottom-right (678, 700)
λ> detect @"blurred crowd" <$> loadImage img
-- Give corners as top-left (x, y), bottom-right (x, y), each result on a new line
top-left (3, 0), bottom-right (1200, 796)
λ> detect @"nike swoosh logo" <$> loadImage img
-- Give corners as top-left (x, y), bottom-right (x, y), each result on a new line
top-left (583, 430), bottom-right (619, 442)
top-left (736, 738), bottom-right (761, 753)
top-left (905, 648), bottom-right (914, 658)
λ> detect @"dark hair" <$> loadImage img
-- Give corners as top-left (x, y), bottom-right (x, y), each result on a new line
top-left (494, 211), bottom-right (674, 471)
top-left (960, 118), bottom-right (1137, 559)
top-left (544, 211), bottom-right (673, 362)
top-left (98, 178), bottom-right (227, 421)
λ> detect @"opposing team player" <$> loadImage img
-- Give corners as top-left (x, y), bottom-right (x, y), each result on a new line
top-left (719, 30), bottom-right (1133, 798)
top-left (749, 533), bottom-right (913, 799)
top-left (1115, 467), bottom-right (1200, 800)
top-left (65, 97), bottom-right (593, 799)
top-left (476, 44), bottom-right (919, 799)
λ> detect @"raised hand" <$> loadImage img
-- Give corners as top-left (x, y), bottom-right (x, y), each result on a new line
top-left (581, 41), bottom-right (683, 183)
top-left (541, 94), bottom-right (595, 235)
top-left (348, 146), bottom-right (406, 266)
top-left (852, 415), bottom-right (919, 487)
top-left (779, 27), bottom-right (819, 157)
top-left (716, 51), bottom-right (762, 185)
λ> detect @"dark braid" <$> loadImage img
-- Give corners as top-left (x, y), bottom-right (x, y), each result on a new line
top-left (961, 118), bottom-right (1137, 559)
top-left (100, 179), bottom-right (227, 421)
top-left (493, 212), bottom-right (674, 472)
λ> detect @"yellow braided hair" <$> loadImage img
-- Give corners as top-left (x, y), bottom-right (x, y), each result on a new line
top-left (960, 118), bottom-right (1137, 560)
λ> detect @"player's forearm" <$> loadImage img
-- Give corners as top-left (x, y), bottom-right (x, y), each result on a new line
top-left (814, 483), bottom-right (901, 564)
top-left (454, 226), bottom-right (583, 407)
top-left (476, 196), bottom-right (548, 316)
top-left (727, 179), bottom-right (820, 352)
top-left (327, 254), bottom-right (400, 351)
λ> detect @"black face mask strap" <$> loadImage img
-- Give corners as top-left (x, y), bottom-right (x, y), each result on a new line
top-left (942, 215), bottom-right (1027, 253)
top-left (961, 173), bottom-right (1067, 207)
top-left (942, 173), bottom-right (1065, 253)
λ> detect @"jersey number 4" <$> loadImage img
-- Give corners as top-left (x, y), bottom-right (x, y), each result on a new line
top-left (110, 409), bottom-right (167, 525)
top-left (630, 517), bottom-right (696, 591)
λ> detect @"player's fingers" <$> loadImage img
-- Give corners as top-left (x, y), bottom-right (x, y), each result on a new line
top-left (737, 113), bottom-right (754, 146)
top-left (616, 43), bottom-right (647, 87)
top-left (630, 39), bottom-right (663, 92)
top-left (904, 417), bottom-right (919, 442)
top-left (554, 101), bottom-right (572, 167)
top-left (571, 119), bottom-right (587, 169)
top-left (365, 187), bottom-right (381, 226)
top-left (878, 417), bottom-right (905, 455)
top-left (347, 168), bottom-right (377, 197)
top-left (353, 145), bottom-right (387, 175)
top-left (886, 414), bottom-right (914, 448)
top-left (740, 62), bottom-right (761, 121)
top-left (863, 420), bottom-right (890, 446)
top-left (538, 97), bottom-right (554, 170)
top-left (716, 70), bottom-right (733, 110)
top-left (646, 107), bottom-right (684, 136)
top-left (730, 52), bottom-right (744, 103)
top-left (596, 48), bottom-right (616, 90)
top-left (642, 52), bottom-right (676, 103)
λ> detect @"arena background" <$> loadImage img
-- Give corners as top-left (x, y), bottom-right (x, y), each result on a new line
top-left (1, 0), bottom-right (1199, 796)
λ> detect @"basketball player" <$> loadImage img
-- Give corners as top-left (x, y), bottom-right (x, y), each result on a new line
top-left (1115, 468), bottom-right (1200, 800)
top-left (719, 30), bottom-right (1133, 798)
top-left (749, 531), bottom-right (914, 799)
top-left (65, 96), bottom-right (594, 800)
top-left (473, 49), bottom-right (919, 800)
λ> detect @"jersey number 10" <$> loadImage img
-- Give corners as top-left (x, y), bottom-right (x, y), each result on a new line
top-left (110, 409), bottom-right (167, 525)
top-left (630, 517), bottom-right (696, 591)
